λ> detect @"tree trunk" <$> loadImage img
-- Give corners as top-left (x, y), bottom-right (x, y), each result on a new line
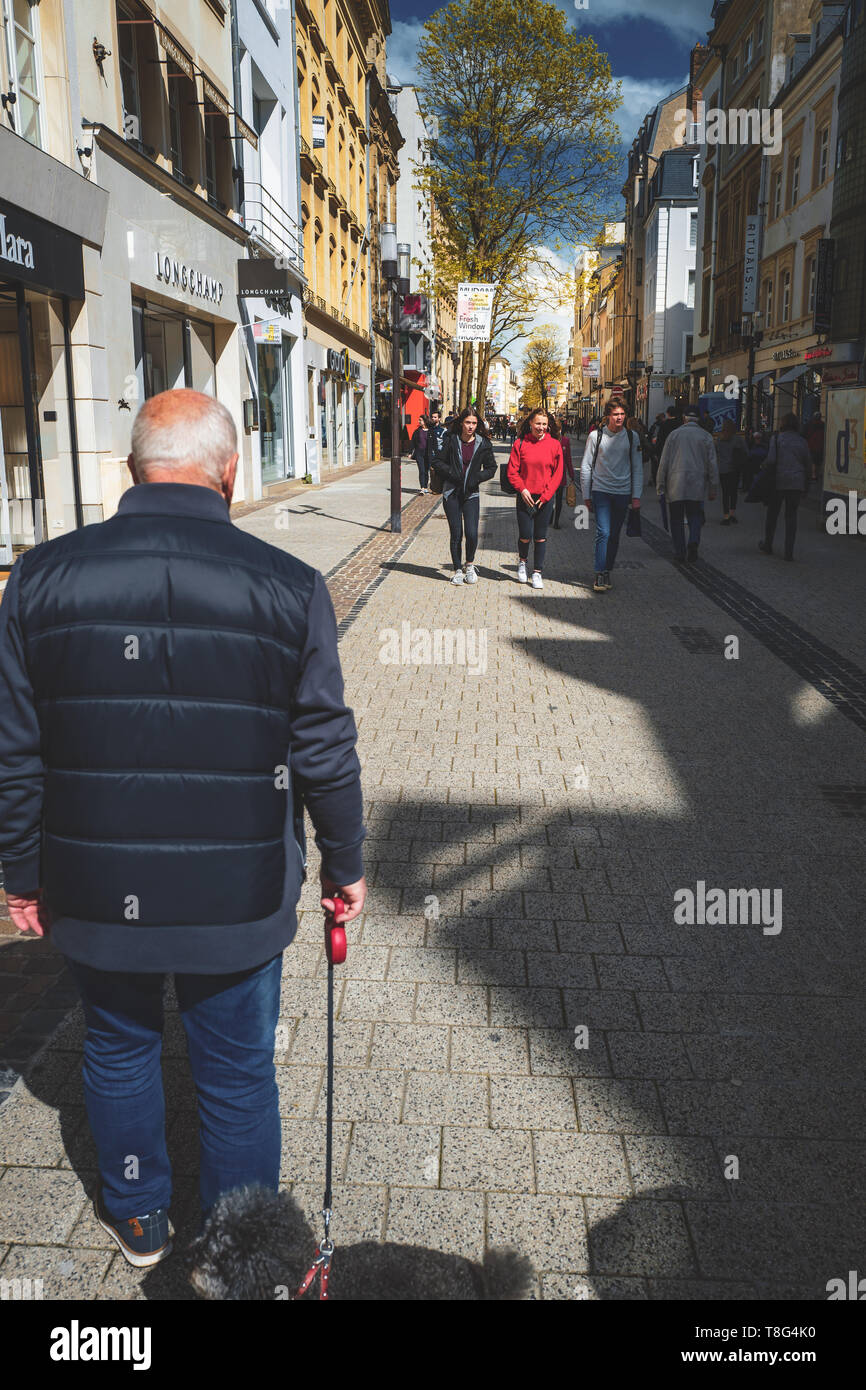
top-left (475, 344), bottom-right (491, 415)
top-left (459, 342), bottom-right (473, 409)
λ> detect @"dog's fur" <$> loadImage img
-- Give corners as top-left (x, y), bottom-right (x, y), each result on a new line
top-left (186, 1186), bottom-right (535, 1300)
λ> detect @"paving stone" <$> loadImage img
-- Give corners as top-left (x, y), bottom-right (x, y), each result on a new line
top-left (369, 1023), bottom-right (449, 1071)
top-left (545, 1274), bottom-right (649, 1299)
top-left (0, 1243), bottom-right (112, 1299)
top-left (0, 1094), bottom-right (71, 1165)
top-left (280, 1119), bottom-right (352, 1186)
top-left (625, 1136), bottom-right (730, 1199)
top-left (490, 1076), bottom-right (577, 1130)
top-left (314, 1068), bottom-right (404, 1124)
top-left (346, 1123), bottom-right (441, 1186)
top-left (384, 1188), bottom-right (486, 1260)
top-left (387, 947), bottom-right (456, 983)
top-left (562, 989), bottom-right (641, 1031)
top-left (586, 1197), bottom-right (697, 1277)
top-left (487, 1194), bottom-right (589, 1273)
top-left (0, 1168), bottom-right (87, 1243)
top-left (647, 1277), bottom-right (758, 1299)
top-left (574, 1079), bottom-right (666, 1135)
top-left (339, 981), bottom-right (416, 1023)
top-left (534, 1132), bottom-right (631, 1196)
top-left (456, 949), bottom-right (527, 986)
top-left (402, 1072), bottom-right (488, 1126)
top-left (289, 1181), bottom-right (387, 1245)
top-left (528, 1027), bottom-right (611, 1078)
top-left (489, 987), bottom-right (563, 1028)
top-left (607, 1032), bottom-right (693, 1080)
top-left (441, 1128), bottom-right (534, 1193)
top-left (289, 1016), bottom-right (372, 1067)
top-left (415, 983), bottom-right (488, 1026)
top-left (449, 1027), bottom-right (530, 1075)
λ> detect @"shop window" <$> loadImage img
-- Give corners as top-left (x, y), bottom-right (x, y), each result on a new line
top-left (134, 301), bottom-right (216, 399)
top-left (804, 255), bottom-right (816, 316)
top-left (2, 0), bottom-right (43, 147)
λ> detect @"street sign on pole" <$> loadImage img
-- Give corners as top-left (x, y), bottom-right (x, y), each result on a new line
top-left (742, 215), bottom-right (760, 313)
top-left (456, 283), bottom-right (496, 341)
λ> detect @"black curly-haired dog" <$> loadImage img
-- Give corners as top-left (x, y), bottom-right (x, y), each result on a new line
top-left (186, 1186), bottom-right (534, 1300)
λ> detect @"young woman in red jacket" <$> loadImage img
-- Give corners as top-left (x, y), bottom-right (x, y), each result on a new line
top-left (506, 409), bottom-right (564, 589)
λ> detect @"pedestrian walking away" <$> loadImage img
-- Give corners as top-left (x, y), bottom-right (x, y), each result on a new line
top-left (0, 388), bottom-right (367, 1268)
top-left (742, 428), bottom-right (768, 496)
top-left (552, 416), bottom-right (577, 528)
top-left (507, 408), bottom-right (564, 589)
top-left (714, 418), bottom-right (747, 524)
top-left (430, 405), bottom-right (497, 584)
top-left (411, 413), bottom-right (431, 493)
top-left (652, 406), bottom-right (679, 486)
top-left (656, 405), bottom-right (719, 563)
top-left (758, 413), bottom-right (812, 561)
top-left (580, 398), bottom-right (643, 593)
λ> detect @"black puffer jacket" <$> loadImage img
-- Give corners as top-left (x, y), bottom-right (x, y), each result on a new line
top-left (0, 483), bottom-right (364, 974)
top-left (430, 432), bottom-right (497, 497)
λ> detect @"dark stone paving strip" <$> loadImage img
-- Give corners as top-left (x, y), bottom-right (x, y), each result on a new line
top-left (331, 493), bottom-right (442, 635)
top-left (641, 515), bottom-right (866, 735)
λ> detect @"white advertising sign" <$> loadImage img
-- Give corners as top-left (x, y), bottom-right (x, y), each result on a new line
top-left (456, 282), bottom-right (496, 342)
top-left (581, 348), bottom-right (601, 379)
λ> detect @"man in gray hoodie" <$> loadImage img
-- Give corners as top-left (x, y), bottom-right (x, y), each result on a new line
top-left (656, 407), bottom-right (719, 562)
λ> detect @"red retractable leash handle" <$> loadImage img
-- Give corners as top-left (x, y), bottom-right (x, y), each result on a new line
top-left (294, 895), bottom-right (348, 1300)
top-left (325, 896), bottom-right (347, 964)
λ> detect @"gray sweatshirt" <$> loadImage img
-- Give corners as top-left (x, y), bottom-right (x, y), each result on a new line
top-left (580, 427), bottom-right (643, 500)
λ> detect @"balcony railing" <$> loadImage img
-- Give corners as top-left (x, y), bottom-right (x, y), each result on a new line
top-left (241, 182), bottom-right (304, 276)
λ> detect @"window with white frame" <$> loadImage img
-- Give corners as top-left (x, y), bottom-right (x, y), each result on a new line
top-left (744, 35), bottom-right (753, 68)
top-left (818, 124), bottom-right (830, 183)
top-left (790, 152), bottom-right (800, 206)
top-left (3, 0), bottom-right (43, 147)
top-left (806, 254), bottom-right (816, 314)
top-left (687, 269), bottom-right (695, 307)
top-left (689, 211), bottom-right (697, 246)
top-left (772, 171), bottom-right (782, 219)
top-left (757, 17), bottom-right (765, 48)
top-left (781, 268), bottom-right (791, 322)
top-left (764, 278), bottom-right (773, 327)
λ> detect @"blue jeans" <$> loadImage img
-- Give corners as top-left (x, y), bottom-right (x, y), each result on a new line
top-left (67, 953), bottom-right (283, 1222)
top-left (592, 490), bottom-right (631, 572)
top-left (669, 499), bottom-right (704, 558)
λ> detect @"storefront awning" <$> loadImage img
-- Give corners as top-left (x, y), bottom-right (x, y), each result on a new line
top-left (374, 332), bottom-right (393, 376)
top-left (774, 363), bottom-right (810, 386)
top-left (751, 372), bottom-right (772, 385)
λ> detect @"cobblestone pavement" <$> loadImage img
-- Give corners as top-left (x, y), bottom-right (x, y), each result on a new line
top-left (1, 444), bottom-right (865, 1300)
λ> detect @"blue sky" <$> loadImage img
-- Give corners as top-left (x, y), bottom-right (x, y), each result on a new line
top-left (386, 0), bottom-right (715, 366)
top-left (387, 0), bottom-right (714, 145)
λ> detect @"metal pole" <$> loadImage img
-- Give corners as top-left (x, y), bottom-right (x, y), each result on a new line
top-left (390, 281), bottom-right (401, 532)
top-left (746, 327), bottom-right (756, 434)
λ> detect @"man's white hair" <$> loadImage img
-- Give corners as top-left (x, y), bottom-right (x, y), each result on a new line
top-left (131, 389), bottom-right (237, 484)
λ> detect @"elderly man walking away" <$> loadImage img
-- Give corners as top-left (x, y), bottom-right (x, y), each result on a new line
top-left (0, 388), bottom-right (366, 1268)
top-left (656, 405), bottom-right (719, 563)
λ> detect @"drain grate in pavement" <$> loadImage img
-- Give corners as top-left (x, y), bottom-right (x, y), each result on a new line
top-left (818, 785), bottom-right (866, 818)
top-left (670, 625), bottom-right (720, 653)
top-left (641, 515), bottom-right (866, 734)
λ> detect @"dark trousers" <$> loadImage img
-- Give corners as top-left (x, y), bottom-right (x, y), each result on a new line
top-left (719, 471), bottom-right (739, 514)
top-left (553, 480), bottom-right (570, 525)
top-left (415, 454), bottom-right (429, 489)
top-left (669, 499), bottom-right (704, 559)
top-left (67, 953), bottom-right (283, 1222)
top-left (765, 488), bottom-right (802, 558)
top-left (443, 490), bottom-right (480, 568)
top-left (517, 495), bottom-right (553, 571)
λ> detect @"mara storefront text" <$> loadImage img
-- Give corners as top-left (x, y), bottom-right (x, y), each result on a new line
top-left (0, 197), bottom-right (86, 563)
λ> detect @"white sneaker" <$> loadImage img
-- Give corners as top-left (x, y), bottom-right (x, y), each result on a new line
top-left (531, 571), bottom-right (543, 589)
top-left (465, 564), bottom-right (478, 584)
top-left (517, 561), bottom-right (528, 583)
top-left (451, 569), bottom-right (465, 584)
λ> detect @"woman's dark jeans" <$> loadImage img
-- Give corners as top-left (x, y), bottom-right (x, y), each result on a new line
top-left (765, 488), bottom-right (802, 558)
top-left (415, 454), bottom-right (429, 489)
top-left (516, 495), bottom-right (553, 571)
top-left (67, 953), bottom-right (283, 1222)
top-left (719, 471), bottom-right (739, 514)
top-left (443, 490), bottom-right (480, 568)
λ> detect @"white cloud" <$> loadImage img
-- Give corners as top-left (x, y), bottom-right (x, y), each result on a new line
top-left (386, 18), bottom-right (427, 85)
top-left (613, 74), bottom-right (688, 145)
top-left (568, 0), bottom-right (709, 43)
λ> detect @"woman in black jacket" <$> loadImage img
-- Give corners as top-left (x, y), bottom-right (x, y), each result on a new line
top-left (429, 406), bottom-right (497, 584)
